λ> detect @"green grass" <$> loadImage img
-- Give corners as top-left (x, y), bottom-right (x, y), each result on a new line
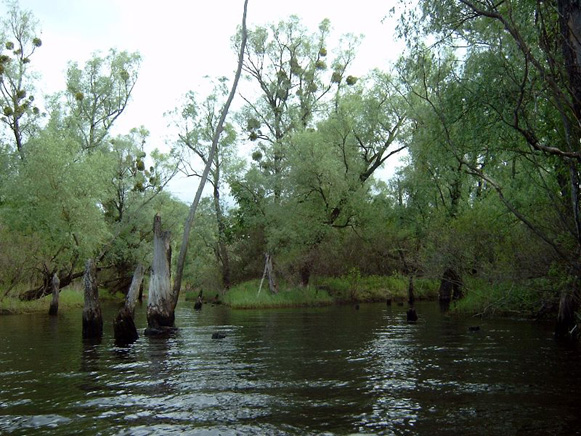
top-left (0, 283), bottom-right (125, 315)
top-left (451, 277), bottom-right (554, 317)
top-left (222, 274), bottom-right (441, 309)
top-left (223, 280), bottom-right (335, 309)
top-left (315, 273), bottom-right (440, 303)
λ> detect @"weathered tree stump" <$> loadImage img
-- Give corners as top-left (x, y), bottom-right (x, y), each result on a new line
top-left (408, 276), bottom-right (415, 305)
top-left (114, 264), bottom-right (144, 346)
top-left (146, 215), bottom-right (175, 334)
top-left (555, 290), bottom-right (579, 339)
top-left (48, 273), bottom-right (60, 316)
top-left (407, 307), bottom-right (418, 322)
top-left (439, 268), bottom-right (462, 303)
top-left (82, 259), bottom-right (103, 339)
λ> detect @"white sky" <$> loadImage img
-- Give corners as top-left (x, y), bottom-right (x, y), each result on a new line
top-left (3, 0), bottom-right (404, 202)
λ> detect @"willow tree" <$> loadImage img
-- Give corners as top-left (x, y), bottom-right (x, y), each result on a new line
top-left (397, 0), bottom-right (581, 337)
top-left (235, 16), bottom-right (360, 292)
top-left (0, 1), bottom-right (42, 160)
top-left (7, 114), bottom-right (112, 300)
top-left (285, 71), bottom-right (408, 285)
top-left (65, 49), bottom-right (141, 151)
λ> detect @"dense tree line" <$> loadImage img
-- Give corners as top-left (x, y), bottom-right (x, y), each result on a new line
top-left (0, 0), bottom-right (580, 338)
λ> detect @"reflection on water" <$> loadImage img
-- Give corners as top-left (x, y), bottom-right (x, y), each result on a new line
top-left (1, 302), bottom-right (580, 434)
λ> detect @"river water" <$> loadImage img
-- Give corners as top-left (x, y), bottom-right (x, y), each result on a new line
top-left (0, 301), bottom-right (580, 435)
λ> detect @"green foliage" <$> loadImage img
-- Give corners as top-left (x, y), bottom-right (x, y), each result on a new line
top-left (315, 274), bottom-right (439, 303)
top-left (66, 49), bottom-right (141, 150)
top-left (1, 121), bottom-right (111, 277)
top-left (453, 277), bottom-right (555, 318)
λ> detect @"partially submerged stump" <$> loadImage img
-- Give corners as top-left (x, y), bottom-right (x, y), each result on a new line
top-left (555, 291), bottom-right (579, 339)
top-left (408, 276), bottom-right (415, 305)
top-left (48, 273), bottom-right (60, 316)
top-left (439, 268), bottom-right (462, 304)
top-left (113, 264), bottom-right (144, 346)
top-left (82, 259), bottom-right (103, 340)
top-left (146, 215), bottom-right (175, 334)
top-left (407, 307), bottom-right (418, 323)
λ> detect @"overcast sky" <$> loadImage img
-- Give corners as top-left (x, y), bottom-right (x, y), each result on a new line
top-left (2, 0), bottom-right (403, 201)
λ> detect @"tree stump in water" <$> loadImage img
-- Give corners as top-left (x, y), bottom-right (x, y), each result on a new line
top-left (114, 264), bottom-right (144, 346)
top-left (82, 259), bottom-right (103, 339)
top-left (555, 291), bottom-right (579, 339)
top-left (407, 307), bottom-right (418, 322)
top-left (408, 276), bottom-right (415, 305)
top-left (48, 273), bottom-right (60, 316)
top-left (439, 268), bottom-right (462, 304)
top-left (146, 215), bottom-right (175, 334)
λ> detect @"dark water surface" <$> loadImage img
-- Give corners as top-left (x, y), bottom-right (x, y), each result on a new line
top-left (0, 301), bottom-right (580, 435)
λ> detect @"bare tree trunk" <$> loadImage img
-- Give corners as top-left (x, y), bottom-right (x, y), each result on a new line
top-left (82, 259), bottom-right (103, 340)
top-left (265, 253), bottom-right (279, 294)
top-left (48, 273), bottom-right (60, 316)
top-left (146, 215), bottom-right (174, 332)
top-left (172, 0), bottom-right (249, 301)
top-left (114, 264), bottom-right (144, 346)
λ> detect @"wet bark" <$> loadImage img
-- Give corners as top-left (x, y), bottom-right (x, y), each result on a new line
top-left (146, 215), bottom-right (174, 332)
top-left (20, 269), bottom-right (82, 301)
top-left (408, 276), bottom-right (415, 306)
top-left (555, 283), bottom-right (580, 339)
top-left (48, 273), bottom-right (60, 316)
top-left (113, 264), bottom-right (144, 346)
top-left (439, 268), bottom-right (462, 303)
top-left (82, 259), bottom-right (103, 340)
top-left (265, 253), bottom-right (279, 294)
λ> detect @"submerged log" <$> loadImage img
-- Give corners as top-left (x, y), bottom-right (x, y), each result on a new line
top-left (48, 273), bottom-right (60, 316)
top-left (82, 259), bottom-right (103, 339)
top-left (113, 264), bottom-right (145, 346)
top-left (146, 215), bottom-right (174, 332)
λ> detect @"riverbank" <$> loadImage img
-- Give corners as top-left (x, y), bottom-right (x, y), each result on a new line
top-left (451, 277), bottom-right (558, 319)
top-left (220, 275), bottom-right (441, 309)
top-left (1, 274), bottom-right (559, 319)
top-left (0, 287), bottom-right (125, 315)
top-left (0, 289), bottom-right (84, 315)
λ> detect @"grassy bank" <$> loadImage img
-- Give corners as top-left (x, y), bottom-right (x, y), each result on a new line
top-left (451, 277), bottom-right (556, 318)
top-left (0, 288), bottom-right (85, 315)
top-left (222, 274), bottom-right (441, 309)
top-left (315, 273), bottom-right (440, 304)
top-left (0, 285), bottom-right (125, 315)
top-left (223, 280), bottom-right (335, 309)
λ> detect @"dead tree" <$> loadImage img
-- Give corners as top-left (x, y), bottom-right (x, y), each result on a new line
top-left (172, 0), bottom-right (249, 302)
top-left (48, 273), bottom-right (60, 316)
top-left (113, 264), bottom-right (144, 346)
top-left (146, 215), bottom-right (174, 333)
top-left (82, 259), bottom-right (103, 339)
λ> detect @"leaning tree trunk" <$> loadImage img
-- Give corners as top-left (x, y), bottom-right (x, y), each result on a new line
top-left (48, 273), bottom-right (60, 316)
top-left (114, 264), bottom-right (144, 346)
top-left (172, 0), bottom-right (248, 301)
top-left (82, 259), bottom-right (103, 340)
top-left (265, 253), bottom-right (279, 294)
top-left (146, 215), bottom-right (174, 332)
